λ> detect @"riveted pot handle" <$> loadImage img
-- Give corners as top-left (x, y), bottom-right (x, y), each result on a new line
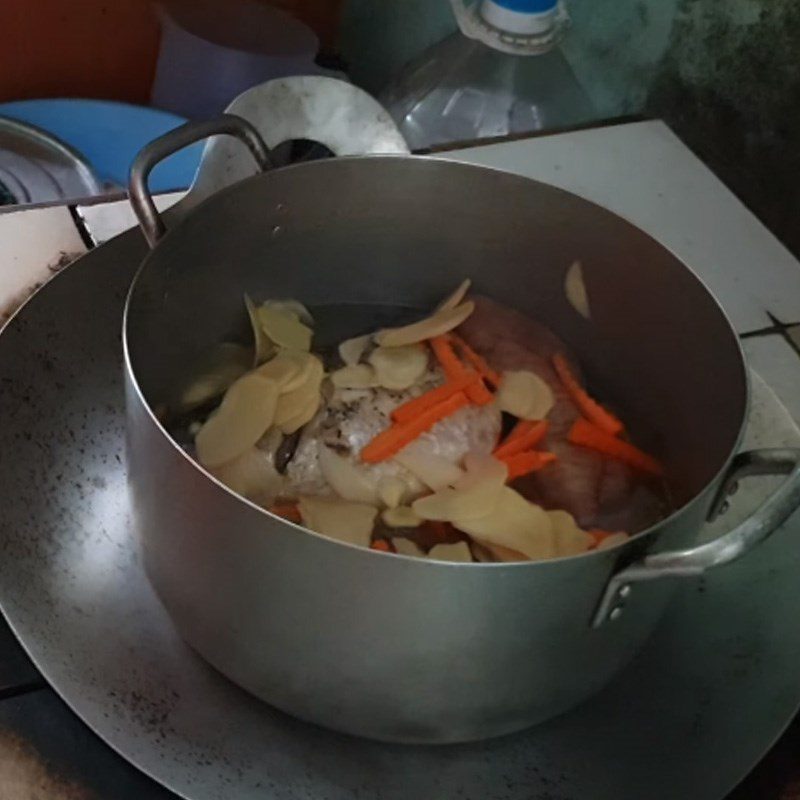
top-left (593, 448), bottom-right (800, 628)
top-left (129, 115), bottom-right (272, 248)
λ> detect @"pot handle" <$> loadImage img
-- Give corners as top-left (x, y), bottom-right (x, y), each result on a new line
top-left (129, 115), bottom-right (272, 248)
top-left (592, 448), bottom-right (800, 628)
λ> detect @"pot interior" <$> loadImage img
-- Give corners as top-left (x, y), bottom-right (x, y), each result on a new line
top-left (125, 156), bottom-right (747, 508)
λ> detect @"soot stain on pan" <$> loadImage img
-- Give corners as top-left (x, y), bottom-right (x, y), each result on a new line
top-left (647, 0), bottom-right (800, 256)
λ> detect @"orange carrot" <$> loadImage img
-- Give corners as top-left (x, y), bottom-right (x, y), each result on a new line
top-left (430, 335), bottom-right (493, 406)
top-left (391, 372), bottom-right (475, 423)
top-left (494, 420), bottom-right (550, 459)
top-left (430, 335), bottom-right (468, 381)
top-left (568, 418), bottom-right (664, 476)
top-left (588, 529), bottom-right (622, 548)
top-left (499, 450), bottom-right (557, 480)
top-left (370, 539), bottom-right (394, 553)
top-left (467, 376), bottom-right (494, 406)
top-left (361, 391), bottom-right (470, 463)
top-left (269, 503), bottom-right (302, 523)
top-left (450, 333), bottom-right (501, 388)
top-left (552, 353), bottom-right (624, 436)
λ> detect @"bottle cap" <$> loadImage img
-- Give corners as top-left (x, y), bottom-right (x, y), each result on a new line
top-left (479, 0), bottom-right (559, 35)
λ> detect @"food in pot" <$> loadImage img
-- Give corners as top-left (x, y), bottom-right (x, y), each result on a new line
top-left (173, 281), bottom-right (670, 563)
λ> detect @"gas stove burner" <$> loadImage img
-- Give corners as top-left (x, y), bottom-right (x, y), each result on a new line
top-left (0, 116), bottom-right (101, 207)
top-left (0, 176), bottom-right (15, 206)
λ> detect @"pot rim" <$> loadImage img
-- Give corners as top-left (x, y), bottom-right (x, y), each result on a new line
top-left (122, 153), bottom-right (750, 568)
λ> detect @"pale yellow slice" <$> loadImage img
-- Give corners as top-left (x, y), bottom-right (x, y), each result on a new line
top-left (196, 373), bottom-right (279, 468)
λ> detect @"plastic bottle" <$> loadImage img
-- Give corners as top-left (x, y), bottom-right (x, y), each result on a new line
top-left (380, 0), bottom-right (595, 151)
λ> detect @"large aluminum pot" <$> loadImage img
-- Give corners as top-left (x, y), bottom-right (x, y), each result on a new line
top-left (124, 116), bottom-right (800, 743)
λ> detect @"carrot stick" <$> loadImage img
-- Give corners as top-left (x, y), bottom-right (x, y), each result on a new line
top-left (391, 372), bottom-right (475, 423)
top-left (430, 335), bottom-right (493, 406)
top-left (361, 391), bottom-right (470, 463)
top-left (499, 450), bottom-right (557, 480)
top-left (269, 503), bottom-right (302, 523)
top-left (430, 335), bottom-right (468, 381)
top-left (568, 418), bottom-right (664, 476)
top-left (450, 333), bottom-right (501, 388)
top-left (552, 353), bottom-right (624, 436)
top-left (466, 376), bottom-right (493, 406)
top-left (370, 539), bottom-right (395, 552)
top-left (588, 530), bottom-right (621, 547)
top-left (494, 420), bottom-right (550, 459)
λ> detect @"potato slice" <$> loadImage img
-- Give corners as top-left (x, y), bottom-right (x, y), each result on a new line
top-left (331, 363), bottom-right (379, 389)
top-left (179, 343), bottom-right (251, 411)
top-left (298, 496), bottom-right (377, 548)
top-left (451, 488), bottom-right (556, 561)
top-left (369, 344), bottom-right (428, 390)
top-left (375, 301), bottom-right (475, 347)
top-left (319, 445), bottom-right (379, 504)
top-left (382, 506), bottom-right (423, 528)
top-left (255, 351), bottom-right (305, 389)
top-left (261, 299), bottom-right (314, 326)
top-left (436, 278), bottom-right (471, 312)
top-left (258, 306), bottom-right (313, 352)
top-left (278, 391), bottom-right (320, 435)
top-left (338, 334), bottom-right (371, 367)
top-left (548, 510), bottom-right (594, 557)
top-left (209, 446), bottom-right (283, 505)
top-left (596, 532), bottom-right (630, 551)
top-left (378, 476), bottom-right (407, 509)
top-left (412, 456), bottom-right (507, 522)
top-left (196, 374), bottom-right (279, 468)
top-left (245, 294), bottom-right (273, 365)
top-left (496, 370), bottom-right (554, 420)
top-left (392, 537), bottom-right (425, 557)
top-left (472, 540), bottom-right (530, 562)
top-left (280, 351), bottom-right (316, 393)
top-left (565, 260), bottom-right (591, 319)
top-left (274, 356), bottom-right (323, 427)
top-left (428, 542), bottom-right (473, 563)
top-left (393, 442), bottom-right (463, 491)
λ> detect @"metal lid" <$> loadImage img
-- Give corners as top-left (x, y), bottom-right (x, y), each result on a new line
top-left (0, 116), bottom-right (102, 207)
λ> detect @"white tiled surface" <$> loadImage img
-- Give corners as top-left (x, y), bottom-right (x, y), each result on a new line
top-left (0, 206), bottom-right (87, 325)
top-left (742, 336), bottom-right (800, 425)
top-left (77, 192), bottom-right (186, 245)
top-left (451, 121), bottom-right (800, 333)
